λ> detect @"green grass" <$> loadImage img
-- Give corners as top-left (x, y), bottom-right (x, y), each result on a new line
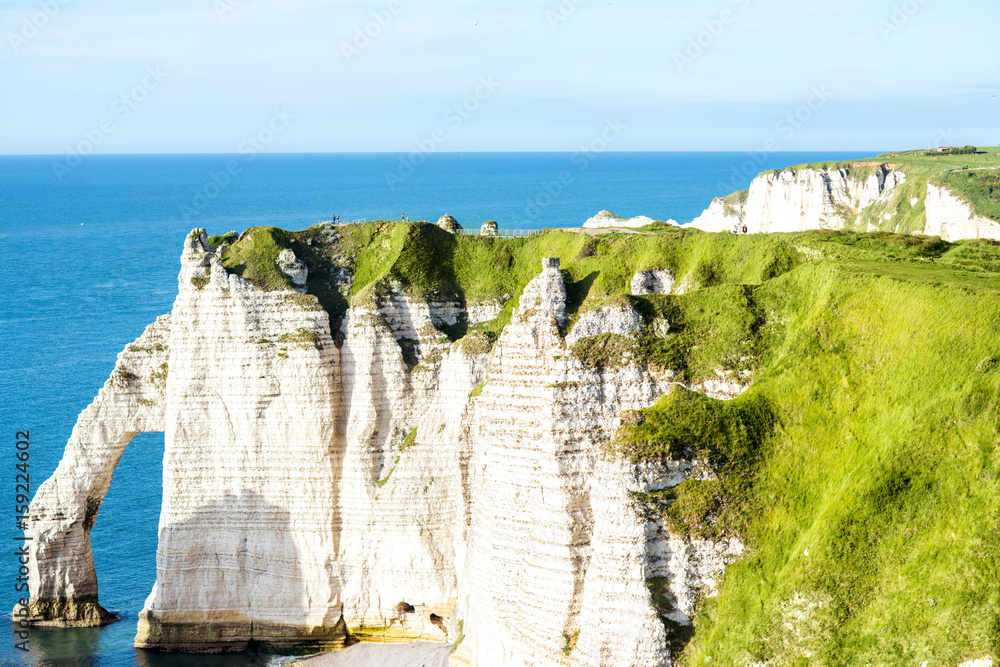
top-left (377, 459), bottom-right (398, 488)
top-left (941, 169), bottom-right (1000, 222)
top-left (722, 189), bottom-right (749, 218)
top-left (208, 231), bottom-right (238, 247)
top-left (220, 226), bottom-right (297, 292)
top-left (400, 428), bottom-right (418, 453)
top-left (212, 221), bottom-right (799, 339)
top-left (457, 331), bottom-right (497, 356)
top-left (109, 368), bottom-right (137, 389)
top-left (616, 388), bottom-right (775, 541)
top-left (450, 620), bottom-right (465, 654)
top-left (874, 147), bottom-right (1000, 225)
top-left (562, 630), bottom-right (580, 656)
top-left (775, 147), bottom-right (1000, 180)
top-left (277, 328), bottom-right (321, 348)
top-left (563, 285), bottom-right (765, 384)
top-left (610, 256), bottom-right (1000, 665)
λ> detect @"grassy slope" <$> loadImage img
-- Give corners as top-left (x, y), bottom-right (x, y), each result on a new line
top-left (218, 221), bottom-right (1000, 662)
top-left (680, 258), bottom-right (1000, 665)
top-left (609, 231), bottom-right (1000, 665)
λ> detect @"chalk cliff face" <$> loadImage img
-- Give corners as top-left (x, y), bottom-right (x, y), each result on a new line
top-left (690, 165), bottom-right (907, 234)
top-left (26, 231), bottom-right (741, 664)
top-left (691, 163), bottom-right (1000, 240)
top-left (134, 231), bottom-right (346, 650)
top-left (924, 183), bottom-right (1000, 241)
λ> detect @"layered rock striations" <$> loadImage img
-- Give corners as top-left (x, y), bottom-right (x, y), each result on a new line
top-left (690, 165), bottom-right (907, 234)
top-left (569, 459), bottom-right (742, 667)
top-left (135, 231), bottom-right (347, 651)
top-left (690, 161), bottom-right (1000, 240)
top-left (36, 214), bottom-right (1000, 663)
top-left (27, 228), bottom-right (746, 664)
top-left (924, 183), bottom-right (1000, 241)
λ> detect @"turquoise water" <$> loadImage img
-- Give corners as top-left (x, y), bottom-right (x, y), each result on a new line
top-left (0, 151), bottom-right (875, 666)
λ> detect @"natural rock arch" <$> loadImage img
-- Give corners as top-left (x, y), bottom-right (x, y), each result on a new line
top-left (22, 315), bottom-right (171, 626)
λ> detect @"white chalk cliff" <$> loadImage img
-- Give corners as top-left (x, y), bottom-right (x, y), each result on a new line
top-left (689, 163), bottom-right (1000, 240)
top-left (24, 232), bottom-right (741, 665)
top-left (924, 183), bottom-right (1000, 241)
top-left (690, 165), bottom-right (907, 234)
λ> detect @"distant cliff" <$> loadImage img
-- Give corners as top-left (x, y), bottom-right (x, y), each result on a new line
top-left (22, 222), bottom-right (1000, 666)
top-left (690, 149), bottom-right (1000, 241)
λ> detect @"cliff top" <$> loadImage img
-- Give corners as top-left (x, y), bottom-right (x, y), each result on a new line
top-left (208, 221), bottom-right (1000, 366)
top-left (776, 145), bottom-right (1000, 177)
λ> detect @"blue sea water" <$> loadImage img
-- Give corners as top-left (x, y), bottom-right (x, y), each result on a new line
top-left (0, 151), bottom-right (875, 667)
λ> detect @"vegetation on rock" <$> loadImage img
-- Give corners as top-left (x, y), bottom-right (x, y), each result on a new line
top-left (608, 240), bottom-right (1000, 665)
top-left (722, 189), bottom-right (748, 218)
top-left (208, 231), bottom-right (238, 247)
top-left (941, 169), bottom-right (1000, 222)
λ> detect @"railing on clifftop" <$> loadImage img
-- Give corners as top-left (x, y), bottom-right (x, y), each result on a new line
top-left (455, 229), bottom-right (545, 238)
top-left (314, 220), bottom-right (543, 238)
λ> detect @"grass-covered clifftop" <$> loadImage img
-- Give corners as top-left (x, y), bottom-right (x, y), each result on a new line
top-left (675, 256), bottom-right (1000, 665)
top-left (217, 221), bottom-right (1000, 662)
top-left (607, 230), bottom-right (1000, 664)
top-left (218, 221), bottom-right (795, 353)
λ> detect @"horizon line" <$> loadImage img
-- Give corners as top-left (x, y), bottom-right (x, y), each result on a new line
top-left (0, 149), bottom-right (888, 158)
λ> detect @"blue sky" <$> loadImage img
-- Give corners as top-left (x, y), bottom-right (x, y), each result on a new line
top-left (1, 0), bottom-right (998, 153)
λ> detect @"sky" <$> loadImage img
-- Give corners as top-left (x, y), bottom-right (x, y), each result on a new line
top-left (1, 0), bottom-right (998, 154)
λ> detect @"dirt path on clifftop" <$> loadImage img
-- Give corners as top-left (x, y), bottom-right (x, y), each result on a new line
top-left (299, 642), bottom-right (450, 667)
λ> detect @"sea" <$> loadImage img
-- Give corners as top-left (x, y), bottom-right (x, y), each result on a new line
top-left (0, 151), bottom-right (875, 667)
